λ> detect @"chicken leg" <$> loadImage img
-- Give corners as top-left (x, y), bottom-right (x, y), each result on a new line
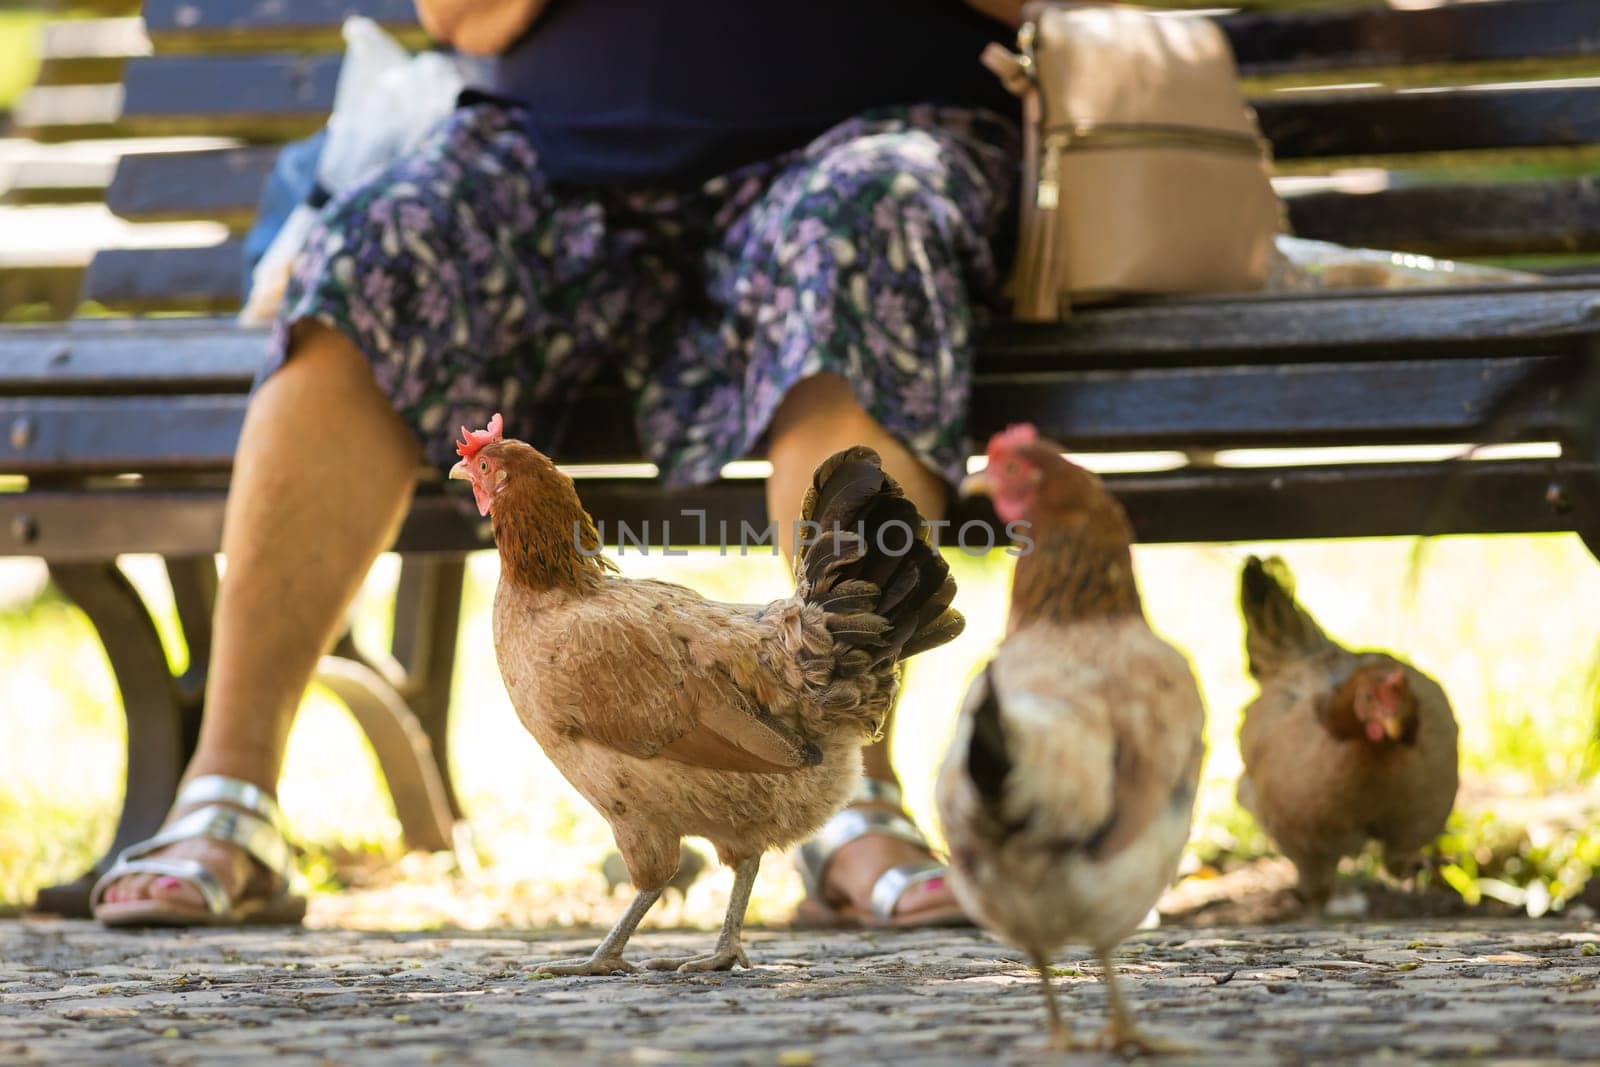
top-left (1095, 949), bottom-right (1184, 1055)
top-left (532, 888), bottom-right (661, 976)
top-left (643, 856), bottom-right (760, 973)
top-left (1030, 949), bottom-right (1074, 1051)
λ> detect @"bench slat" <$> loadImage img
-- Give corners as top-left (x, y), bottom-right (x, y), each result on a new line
top-left (1226, 0), bottom-right (1600, 76)
top-left (142, 0), bottom-right (421, 51)
top-left (981, 285), bottom-right (1600, 362)
top-left (106, 146), bottom-right (281, 228)
top-left (82, 241), bottom-right (247, 312)
top-left (1253, 84), bottom-right (1600, 161)
top-left (83, 239), bottom-right (1600, 330)
top-left (97, 142), bottom-right (1600, 260)
top-left (0, 325), bottom-right (260, 390)
top-left (3, 458), bottom-right (1591, 561)
top-left (0, 351), bottom-right (1570, 473)
top-left (1286, 177), bottom-right (1600, 257)
top-left (32, 285), bottom-right (1600, 379)
top-left (111, 53), bottom-right (1600, 160)
top-left (134, 0), bottom-right (1600, 80)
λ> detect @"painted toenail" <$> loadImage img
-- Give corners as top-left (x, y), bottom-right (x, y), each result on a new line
top-left (922, 876), bottom-right (945, 893)
top-left (153, 877), bottom-right (182, 891)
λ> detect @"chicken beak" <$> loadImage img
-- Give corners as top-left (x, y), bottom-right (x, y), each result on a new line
top-left (958, 470), bottom-right (991, 499)
top-left (448, 459), bottom-right (472, 482)
top-left (1382, 715), bottom-right (1404, 741)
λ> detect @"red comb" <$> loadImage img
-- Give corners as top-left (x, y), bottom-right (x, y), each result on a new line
top-left (455, 413), bottom-right (504, 461)
top-left (986, 423), bottom-right (1038, 457)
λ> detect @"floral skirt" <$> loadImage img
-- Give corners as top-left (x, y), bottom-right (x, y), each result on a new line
top-left (269, 102), bottom-right (1020, 486)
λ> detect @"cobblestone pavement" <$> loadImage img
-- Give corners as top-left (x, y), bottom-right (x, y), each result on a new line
top-left (1, 918), bottom-right (1597, 1065)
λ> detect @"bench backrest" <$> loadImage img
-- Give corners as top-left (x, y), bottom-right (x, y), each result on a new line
top-left (5, 0), bottom-right (1599, 318)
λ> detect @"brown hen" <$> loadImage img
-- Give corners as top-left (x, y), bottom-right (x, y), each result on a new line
top-left (450, 415), bottom-right (962, 975)
top-left (937, 425), bottom-right (1204, 1053)
top-left (1237, 556), bottom-right (1459, 910)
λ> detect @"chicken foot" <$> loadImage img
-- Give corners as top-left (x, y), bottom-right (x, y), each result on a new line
top-left (1095, 948), bottom-right (1185, 1055)
top-left (644, 856), bottom-right (760, 973)
top-left (531, 887), bottom-right (662, 976)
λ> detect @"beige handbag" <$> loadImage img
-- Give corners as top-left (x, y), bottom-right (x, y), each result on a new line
top-left (986, 3), bottom-right (1282, 321)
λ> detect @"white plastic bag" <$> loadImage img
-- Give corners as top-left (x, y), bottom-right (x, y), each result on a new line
top-left (239, 17), bottom-right (465, 324)
top-left (1265, 235), bottom-right (1539, 293)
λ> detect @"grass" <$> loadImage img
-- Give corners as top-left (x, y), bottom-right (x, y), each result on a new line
top-left (2, 531), bottom-right (1597, 928)
top-left (0, 12), bottom-right (42, 110)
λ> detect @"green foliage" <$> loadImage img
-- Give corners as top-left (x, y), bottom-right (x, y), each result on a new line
top-left (0, 12), bottom-right (42, 110)
top-left (1, 535), bottom-right (1596, 924)
top-left (1430, 810), bottom-right (1600, 916)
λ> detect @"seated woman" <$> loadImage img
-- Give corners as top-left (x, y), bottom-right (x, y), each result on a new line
top-left (91, 0), bottom-right (1023, 928)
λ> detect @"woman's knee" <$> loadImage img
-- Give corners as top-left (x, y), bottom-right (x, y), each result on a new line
top-left (791, 131), bottom-right (965, 234)
top-left (768, 373), bottom-right (873, 446)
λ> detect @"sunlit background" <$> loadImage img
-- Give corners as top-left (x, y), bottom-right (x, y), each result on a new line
top-left (2, 2), bottom-right (1597, 931)
top-left (3, 524), bottom-right (1597, 930)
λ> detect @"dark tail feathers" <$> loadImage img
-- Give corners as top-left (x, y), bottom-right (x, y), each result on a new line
top-left (965, 663), bottom-right (1014, 819)
top-left (1240, 555), bottom-right (1332, 680)
top-left (796, 446), bottom-right (964, 667)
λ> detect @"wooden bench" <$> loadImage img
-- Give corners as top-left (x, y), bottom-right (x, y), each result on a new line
top-left (4, 0), bottom-right (1600, 917)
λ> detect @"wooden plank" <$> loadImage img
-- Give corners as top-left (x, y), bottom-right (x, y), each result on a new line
top-left (1256, 83), bottom-right (1600, 161)
top-left (106, 146), bottom-right (279, 228)
top-left (111, 53), bottom-right (1600, 159)
top-left (99, 143), bottom-right (1600, 261)
top-left (117, 55), bottom-right (336, 141)
top-left (3, 458), bottom-right (1594, 561)
top-left (33, 281), bottom-right (1600, 380)
top-left (0, 325), bottom-right (259, 390)
top-left (142, 0), bottom-right (423, 52)
top-left (1287, 177), bottom-right (1600, 257)
top-left (0, 352), bottom-right (1575, 473)
top-left (82, 242), bottom-right (246, 313)
top-left (131, 0), bottom-right (1600, 80)
top-left (980, 285), bottom-right (1600, 365)
top-left (969, 355), bottom-right (1574, 450)
top-left (1224, 0), bottom-right (1600, 77)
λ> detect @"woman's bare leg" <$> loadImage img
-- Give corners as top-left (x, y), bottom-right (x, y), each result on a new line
top-left (102, 323), bottom-right (420, 908)
top-left (766, 372), bottom-right (958, 922)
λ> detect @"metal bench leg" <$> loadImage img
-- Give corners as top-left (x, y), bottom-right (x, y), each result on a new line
top-left (314, 655), bottom-right (456, 854)
top-left (33, 562), bottom-right (188, 918)
top-left (313, 553), bottom-right (466, 854)
top-left (391, 555), bottom-right (467, 819)
top-left (166, 555), bottom-right (217, 728)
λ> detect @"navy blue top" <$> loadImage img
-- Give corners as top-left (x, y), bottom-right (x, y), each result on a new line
top-left (475, 0), bottom-right (1017, 186)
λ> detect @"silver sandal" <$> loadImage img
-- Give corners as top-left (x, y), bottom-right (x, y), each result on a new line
top-left (90, 775), bottom-right (306, 927)
top-left (795, 778), bottom-right (970, 928)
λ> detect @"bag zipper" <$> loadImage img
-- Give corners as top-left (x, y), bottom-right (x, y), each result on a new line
top-left (1036, 123), bottom-right (1266, 209)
